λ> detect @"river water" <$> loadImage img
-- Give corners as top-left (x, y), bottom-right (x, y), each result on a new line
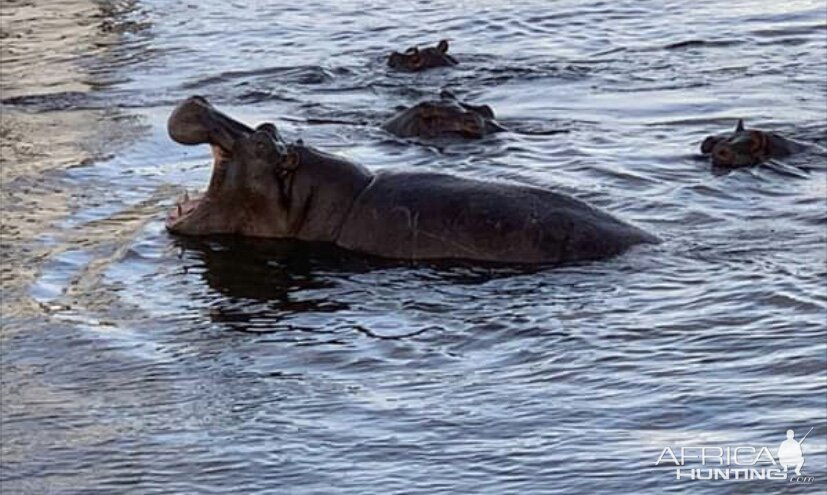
top-left (1, 0), bottom-right (826, 493)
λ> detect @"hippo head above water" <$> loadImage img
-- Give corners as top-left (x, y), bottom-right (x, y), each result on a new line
top-left (700, 119), bottom-right (802, 168)
top-left (382, 90), bottom-right (506, 139)
top-left (166, 96), bottom-right (372, 239)
top-left (387, 39), bottom-right (458, 72)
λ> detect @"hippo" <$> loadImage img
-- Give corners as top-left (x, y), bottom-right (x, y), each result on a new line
top-left (166, 96), bottom-right (657, 264)
top-left (701, 119), bottom-right (806, 168)
top-left (387, 39), bottom-right (458, 72)
top-left (382, 90), bottom-right (506, 139)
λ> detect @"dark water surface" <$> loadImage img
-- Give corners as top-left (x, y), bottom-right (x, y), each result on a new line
top-left (2, 0), bottom-right (826, 493)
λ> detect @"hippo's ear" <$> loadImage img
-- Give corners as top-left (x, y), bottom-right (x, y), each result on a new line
top-left (735, 119), bottom-right (744, 132)
top-left (437, 39), bottom-right (449, 53)
top-left (440, 89), bottom-right (457, 100)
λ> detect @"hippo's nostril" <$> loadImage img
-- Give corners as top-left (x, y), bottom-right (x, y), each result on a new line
top-left (254, 123), bottom-right (281, 144)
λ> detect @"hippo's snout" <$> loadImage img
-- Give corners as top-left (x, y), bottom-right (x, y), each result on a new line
top-left (168, 96), bottom-right (253, 152)
top-left (168, 96), bottom-right (212, 145)
top-left (700, 136), bottom-right (718, 154)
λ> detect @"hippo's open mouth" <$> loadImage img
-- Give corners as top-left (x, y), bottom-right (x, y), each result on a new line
top-left (166, 144), bottom-right (229, 231)
top-left (165, 96), bottom-right (260, 233)
top-left (167, 192), bottom-right (202, 226)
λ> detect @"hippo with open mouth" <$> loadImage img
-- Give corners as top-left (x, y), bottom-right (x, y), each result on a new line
top-left (387, 39), bottom-right (458, 72)
top-left (382, 90), bottom-right (506, 139)
top-left (701, 119), bottom-right (806, 168)
top-left (166, 96), bottom-right (656, 264)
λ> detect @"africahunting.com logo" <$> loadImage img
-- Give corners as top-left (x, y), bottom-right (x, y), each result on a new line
top-left (655, 428), bottom-right (815, 484)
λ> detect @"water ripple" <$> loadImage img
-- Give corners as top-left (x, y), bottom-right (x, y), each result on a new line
top-left (1, 0), bottom-right (825, 493)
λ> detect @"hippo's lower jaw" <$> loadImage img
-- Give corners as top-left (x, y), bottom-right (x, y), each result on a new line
top-left (167, 193), bottom-right (201, 230)
top-left (167, 145), bottom-right (220, 232)
top-left (165, 144), bottom-right (232, 235)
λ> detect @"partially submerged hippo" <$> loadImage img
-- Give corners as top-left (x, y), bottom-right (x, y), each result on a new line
top-left (166, 96), bottom-right (656, 264)
top-left (382, 90), bottom-right (506, 139)
top-left (388, 39), bottom-right (458, 72)
top-left (701, 119), bottom-right (805, 168)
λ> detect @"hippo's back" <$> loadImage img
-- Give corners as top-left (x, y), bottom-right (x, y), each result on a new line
top-left (336, 171), bottom-right (656, 263)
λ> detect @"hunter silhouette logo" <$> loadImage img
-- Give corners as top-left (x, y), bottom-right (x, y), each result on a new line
top-left (777, 427), bottom-right (812, 476)
top-left (655, 427), bottom-right (816, 483)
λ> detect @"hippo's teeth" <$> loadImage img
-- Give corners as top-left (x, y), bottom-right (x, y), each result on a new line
top-left (183, 190), bottom-right (190, 203)
top-left (176, 203), bottom-right (182, 216)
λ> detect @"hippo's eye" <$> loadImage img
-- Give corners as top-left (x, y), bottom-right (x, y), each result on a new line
top-left (257, 123), bottom-right (279, 138)
top-left (749, 131), bottom-right (766, 153)
top-left (255, 139), bottom-right (270, 155)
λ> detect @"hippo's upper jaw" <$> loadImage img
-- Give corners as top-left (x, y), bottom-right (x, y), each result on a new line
top-left (382, 90), bottom-right (505, 139)
top-left (700, 119), bottom-right (802, 168)
top-left (387, 39), bottom-right (458, 72)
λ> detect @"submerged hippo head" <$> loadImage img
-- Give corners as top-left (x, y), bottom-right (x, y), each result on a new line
top-left (382, 90), bottom-right (505, 139)
top-left (387, 39), bottom-right (458, 72)
top-left (700, 119), bottom-right (798, 168)
top-left (167, 96), bottom-right (373, 241)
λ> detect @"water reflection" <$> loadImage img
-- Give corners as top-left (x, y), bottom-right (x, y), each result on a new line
top-left (0, 0), bottom-right (152, 319)
top-left (173, 234), bottom-right (549, 333)
top-left (174, 236), bottom-right (356, 331)
top-left (0, 0), bottom-right (149, 101)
